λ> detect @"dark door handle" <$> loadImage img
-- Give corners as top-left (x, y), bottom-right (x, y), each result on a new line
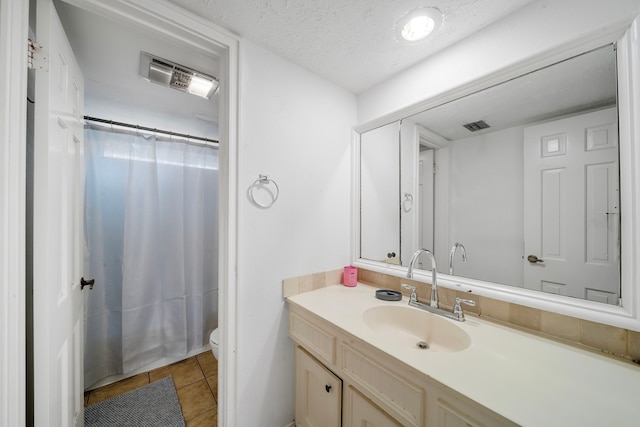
top-left (80, 277), bottom-right (95, 290)
top-left (325, 384), bottom-right (332, 393)
top-left (527, 255), bottom-right (544, 263)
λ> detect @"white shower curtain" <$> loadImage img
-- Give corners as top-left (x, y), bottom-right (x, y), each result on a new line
top-left (83, 125), bottom-right (218, 388)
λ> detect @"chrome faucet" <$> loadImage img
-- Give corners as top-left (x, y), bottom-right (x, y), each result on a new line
top-left (453, 297), bottom-right (477, 321)
top-left (449, 243), bottom-right (467, 275)
top-left (407, 248), bottom-right (439, 308)
top-left (403, 248), bottom-right (476, 322)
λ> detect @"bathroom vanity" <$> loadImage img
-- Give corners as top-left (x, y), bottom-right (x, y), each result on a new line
top-left (287, 284), bottom-right (640, 426)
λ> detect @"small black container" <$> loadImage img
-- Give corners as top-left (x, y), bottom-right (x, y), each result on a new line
top-left (375, 289), bottom-right (402, 301)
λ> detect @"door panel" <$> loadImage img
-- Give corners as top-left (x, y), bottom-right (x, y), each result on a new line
top-left (540, 167), bottom-right (562, 257)
top-left (33, 0), bottom-right (85, 425)
top-left (523, 108), bottom-right (619, 303)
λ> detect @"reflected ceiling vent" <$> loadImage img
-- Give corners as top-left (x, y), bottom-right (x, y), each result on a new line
top-left (462, 120), bottom-right (490, 132)
top-left (139, 52), bottom-right (219, 99)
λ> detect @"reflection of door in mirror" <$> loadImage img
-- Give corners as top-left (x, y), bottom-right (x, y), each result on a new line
top-left (419, 147), bottom-right (435, 267)
top-left (523, 107), bottom-right (620, 304)
top-left (402, 44), bottom-right (617, 304)
top-left (403, 124), bottom-right (451, 269)
top-left (360, 122), bottom-right (400, 264)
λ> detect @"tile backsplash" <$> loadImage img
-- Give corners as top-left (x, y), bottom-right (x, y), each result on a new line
top-left (283, 267), bottom-right (640, 364)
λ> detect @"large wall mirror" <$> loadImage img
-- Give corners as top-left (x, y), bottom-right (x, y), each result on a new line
top-left (355, 27), bottom-right (640, 330)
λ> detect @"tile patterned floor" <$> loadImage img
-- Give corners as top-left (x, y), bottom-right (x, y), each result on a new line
top-left (84, 351), bottom-right (218, 426)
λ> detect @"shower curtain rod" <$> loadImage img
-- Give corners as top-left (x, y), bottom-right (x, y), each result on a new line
top-left (83, 115), bottom-right (219, 145)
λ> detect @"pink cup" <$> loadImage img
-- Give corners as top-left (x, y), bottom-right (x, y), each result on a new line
top-left (343, 266), bottom-right (358, 287)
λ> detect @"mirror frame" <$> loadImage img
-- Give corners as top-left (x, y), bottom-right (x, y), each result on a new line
top-left (351, 20), bottom-right (640, 332)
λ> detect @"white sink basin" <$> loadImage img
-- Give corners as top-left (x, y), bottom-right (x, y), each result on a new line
top-left (363, 305), bottom-right (471, 352)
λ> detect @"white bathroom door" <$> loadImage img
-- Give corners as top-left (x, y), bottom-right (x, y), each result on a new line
top-left (523, 108), bottom-right (619, 303)
top-left (360, 122), bottom-right (400, 262)
top-left (33, 0), bottom-right (86, 425)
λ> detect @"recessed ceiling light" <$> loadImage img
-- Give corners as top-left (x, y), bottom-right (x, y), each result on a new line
top-left (396, 8), bottom-right (443, 42)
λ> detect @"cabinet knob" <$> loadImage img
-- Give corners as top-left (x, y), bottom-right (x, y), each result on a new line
top-left (325, 384), bottom-right (332, 393)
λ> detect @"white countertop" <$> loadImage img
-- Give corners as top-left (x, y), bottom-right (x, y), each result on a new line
top-left (287, 284), bottom-right (640, 427)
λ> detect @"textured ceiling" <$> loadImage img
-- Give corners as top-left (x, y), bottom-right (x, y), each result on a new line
top-left (167, 0), bottom-right (535, 93)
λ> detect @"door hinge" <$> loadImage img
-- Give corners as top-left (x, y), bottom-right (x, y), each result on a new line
top-left (28, 39), bottom-right (48, 71)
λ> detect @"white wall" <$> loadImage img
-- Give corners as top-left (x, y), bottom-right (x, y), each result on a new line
top-left (236, 40), bottom-right (356, 426)
top-left (449, 126), bottom-right (524, 285)
top-left (358, 0), bottom-right (640, 123)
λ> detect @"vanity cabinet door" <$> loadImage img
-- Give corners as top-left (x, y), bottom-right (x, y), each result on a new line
top-left (295, 346), bottom-right (342, 427)
top-left (429, 388), bottom-right (518, 427)
top-left (435, 401), bottom-right (482, 427)
top-left (344, 385), bottom-right (403, 427)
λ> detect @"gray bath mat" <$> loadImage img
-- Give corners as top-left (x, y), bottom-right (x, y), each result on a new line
top-left (85, 376), bottom-right (185, 427)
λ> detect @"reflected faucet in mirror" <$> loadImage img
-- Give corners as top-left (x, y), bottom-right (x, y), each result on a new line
top-left (449, 243), bottom-right (467, 275)
top-left (407, 248), bottom-right (439, 308)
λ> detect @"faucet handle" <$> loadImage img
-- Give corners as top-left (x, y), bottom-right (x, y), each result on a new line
top-left (401, 284), bottom-right (418, 304)
top-left (453, 297), bottom-right (476, 321)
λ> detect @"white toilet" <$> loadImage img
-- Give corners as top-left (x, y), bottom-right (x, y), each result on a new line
top-left (209, 328), bottom-right (219, 360)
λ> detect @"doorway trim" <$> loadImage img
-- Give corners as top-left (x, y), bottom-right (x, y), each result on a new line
top-left (416, 126), bottom-right (450, 266)
top-left (1, 0), bottom-right (240, 425)
top-left (0, 0), bottom-right (29, 425)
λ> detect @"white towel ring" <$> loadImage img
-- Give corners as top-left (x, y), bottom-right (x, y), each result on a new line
top-left (249, 174), bottom-right (280, 209)
top-left (403, 193), bottom-right (414, 212)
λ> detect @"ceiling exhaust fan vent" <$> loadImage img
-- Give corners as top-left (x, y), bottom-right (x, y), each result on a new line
top-left (462, 120), bottom-right (490, 132)
top-left (139, 52), bottom-right (219, 99)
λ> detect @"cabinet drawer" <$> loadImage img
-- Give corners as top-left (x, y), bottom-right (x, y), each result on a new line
top-left (289, 311), bottom-right (336, 366)
top-left (341, 343), bottom-right (424, 426)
